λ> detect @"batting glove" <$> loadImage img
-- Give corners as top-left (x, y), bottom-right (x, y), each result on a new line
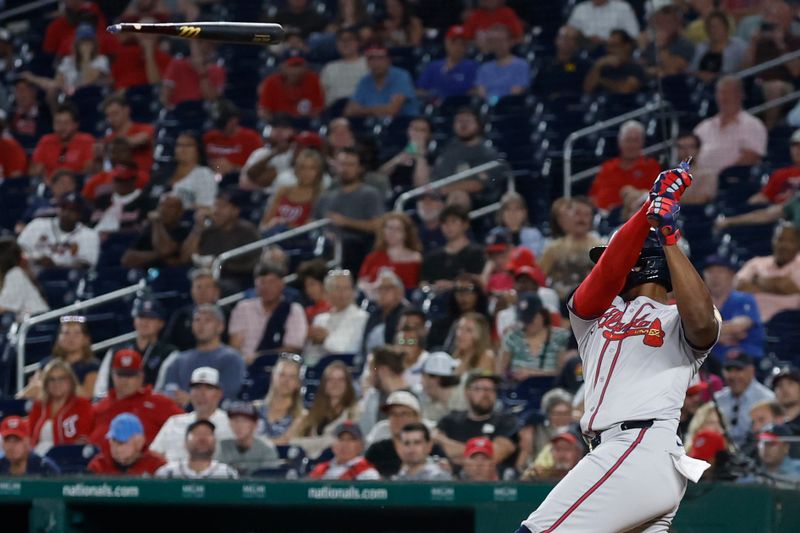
top-left (647, 193), bottom-right (681, 246)
top-left (650, 163), bottom-right (694, 202)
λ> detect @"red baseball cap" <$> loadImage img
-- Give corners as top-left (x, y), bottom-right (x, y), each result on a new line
top-left (514, 265), bottom-right (547, 288)
top-left (686, 380), bottom-right (709, 396)
top-left (295, 131), bottom-right (323, 150)
top-left (464, 437), bottom-right (494, 459)
top-left (112, 349), bottom-right (143, 374)
top-left (365, 44), bottom-right (389, 57)
top-left (688, 429), bottom-right (726, 462)
top-left (551, 431), bottom-right (579, 445)
top-left (446, 25), bottom-right (467, 40)
top-left (0, 416), bottom-right (29, 439)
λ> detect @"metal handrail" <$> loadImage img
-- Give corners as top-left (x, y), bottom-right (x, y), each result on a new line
top-left (211, 218), bottom-right (332, 280)
top-left (0, 0), bottom-right (58, 22)
top-left (563, 98), bottom-right (676, 198)
top-left (734, 49), bottom-right (800, 80)
top-left (393, 160), bottom-right (504, 212)
top-left (746, 89), bottom-right (800, 116)
top-left (15, 279), bottom-right (147, 391)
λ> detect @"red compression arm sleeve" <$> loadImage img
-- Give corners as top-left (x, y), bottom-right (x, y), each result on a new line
top-left (572, 201), bottom-right (653, 319)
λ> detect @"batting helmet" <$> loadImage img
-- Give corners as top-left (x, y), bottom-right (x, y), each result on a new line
top-left (589, 230), bottom-right (672, 293)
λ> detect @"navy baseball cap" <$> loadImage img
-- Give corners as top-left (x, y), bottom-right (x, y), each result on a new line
top-left (703, 254), bottom-right (737, 271)
top-left (485, 227), bottom-right (513, 253)
top-left (516, 291), bottom-right (544, 324)
top-left (132, 298), bottom-right (165, 320)
top-left (334, 421), bottom-right (363, 440)
top-left (722, 350), bottom-right (753, 369)
top-left (106, 413), bottom-right (144, 442)
top-left (772, 367), bottom-right (800, 389)
top-left (226, 401), bottom-right (259, 421)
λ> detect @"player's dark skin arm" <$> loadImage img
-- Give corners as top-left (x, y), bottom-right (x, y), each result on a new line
top-left (663, 244), bottom-right (719, 351)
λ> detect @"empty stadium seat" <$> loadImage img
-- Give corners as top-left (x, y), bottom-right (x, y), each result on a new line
top-left (45, 444), bottom-right (99, 474)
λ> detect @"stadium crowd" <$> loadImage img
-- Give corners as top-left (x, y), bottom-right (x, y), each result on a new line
top-left (0, 0), bottom-right (799, 487)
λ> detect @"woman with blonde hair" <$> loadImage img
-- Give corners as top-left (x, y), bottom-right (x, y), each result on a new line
top-left (452, 312), bottom-right (495, 376)
top-left (260, 149), bottom-right (326, 232)
top-left (358, 212), bottom-right (422, 292)
top-left (254, 353), bottom-right (307, 443)
top-left (685, 401), bottom-right (729, 452)
top-left (27, 359), bottom-right (95, 455)
top-left (18, 316), bottom-right (99, 399)
top-left (286, 360), bottom-right (360, 457)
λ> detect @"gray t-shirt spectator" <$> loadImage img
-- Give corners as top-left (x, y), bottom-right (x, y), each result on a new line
top-left (431, 139), bottom-right (508, 200)
top-left (160, 345), bottom-right (246, 399)
top-left (393, 458), bottom-right (453, 481)
top-left (314, 183), bottom-right (386, 241)
top-left (216, 437), bottom-right (280, 475)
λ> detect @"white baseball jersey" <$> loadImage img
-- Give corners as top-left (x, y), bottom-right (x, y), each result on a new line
top-left (17, 217), bottom-right (100, 268)
top-left (570, 295), bottom-right (716, 434)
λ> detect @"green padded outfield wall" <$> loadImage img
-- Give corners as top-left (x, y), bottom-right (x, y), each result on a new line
top-left (0, 479), bottom-right (797, 532)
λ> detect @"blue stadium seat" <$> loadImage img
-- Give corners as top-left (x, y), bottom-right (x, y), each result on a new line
top-left (0, 398), bottom-right (31, 419)
top-left (125, 84), bottom-right (159, 123)
top-left (500, 375), bottom-right (557, 413)
top-left (764, 310), bottom-right (800, 366)
top-left (239, 352), bottom-right (281, 401)
top-left (44, 444), bottom-right (98, 474)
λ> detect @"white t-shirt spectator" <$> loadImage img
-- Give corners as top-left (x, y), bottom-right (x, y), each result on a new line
top-left (18, 217), bottom-right (100, 268)
top-left (149, 409), bottom-right (234, 462)
top-left (57, 55), bottom-right (110, 94)
top-left (171, 166), bottom-right (218, 209)
top-left (304, 304), bottom-right (369, 366)
top-left (238, 146), bottom-right (295, 191)
top-left (155, 459), bottom-right (238, 479)
top-left (0, 266), bottom-right (49, 318)
top-left (567, 0), bottom-right (639, 40)
top-left (320, 57), bottom-right (369, 105)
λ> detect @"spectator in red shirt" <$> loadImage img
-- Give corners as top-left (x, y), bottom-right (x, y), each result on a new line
top-left (102, 95), bottom-right (155, 174)
top-left (464, 0), bottom-right (524, 53)
top-left (42, 0), bottom-right (114, 57)
top-left (203, 100), bottom-right (262, 176)
top-left (258, 50), bottom-right (325, 120)
top-left (160, 40), bottom-right (226, 108)
top-left (82, 138), bottom-right (149, 202)
top-left (88, 413), bottom-right (167, 475)
top-left (110, 31), bottom-right (171, 91)
top-left (589, 120), bottom-right (662, 211)
top-left (30, 102), bottom-right (95, 181)
top-left (0, 114), bottom-right (27, 178)
top-left (749, 129), bottom-right (800, 205)
top-left (91, 350), bottom-right (183, 449)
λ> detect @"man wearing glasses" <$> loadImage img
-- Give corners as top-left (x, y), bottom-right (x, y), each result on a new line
top-left (714, 351), bottom-right (774, 449)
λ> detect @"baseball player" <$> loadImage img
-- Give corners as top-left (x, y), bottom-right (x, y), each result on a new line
top-left (517, 165), bottom-right (721, 532)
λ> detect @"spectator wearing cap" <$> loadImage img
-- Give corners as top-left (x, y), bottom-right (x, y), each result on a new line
top-left (320, 27), bottom-right (369, 107)
top-left (566, 0), bottom-right (639, 46)
top-left (359, 346), bottom-right (410, 436)
top-left (28, 359), bottom-right (95, 456)
top-left (521, 430), bottom-right (584, 482)
top-left (203, 100), bottom-right (263, 176)
top-left (415, 190), bottom-right (446, 252)
top-left (180, 188), bottom-right (261, 294)
top-left (434, 370), bottom-right (517, 468)
top-left (101, 95), bottom-right (155, 176)
top-left (497, 292), bottom-right (571, 382)
top-left (418, 351), bottom-right (466, 422)
top-left (394, 325), bottom-right (430, 391)
top-left (735, 222), bottom-right (800, 323)
top-left (159, 305), bottom-right (245, 401)
top-left (687, 427), bottom-right (728, 479)
top-left (748, 130), bottom-right (800, 206)
top-left (475, 24), bottom-right (530, 101)
top-left (94, 298), bottom-right (179, 398)
top-left (714, 351), bottom-right (775, 448)
top-left (308, 421), bottom-right (380, 480)
top-left (419, 205), bottom-right (485, 293)
top-left (539, 196), bottom-right (603, 302)
top-left (151, 367), bottom-right (235, 461)
top-left (121, 195), bottom-right (191, 269)
top-left (82, 137), bottom-right (150, 204)
top-left (362, 270), bottom-right (409, 357)
top-left (364, 390), bottom-right (444, 478)
top-left (393, 422), bottom-right (452, 480)
top-left (427, 108), bottom-right (508, 200)
top-left (162, 269), bottom-right (222, 351)
top-left (155, 419), bottom-right (238, 479)
top-left (359, 213), bottom-right (423, 295)
top-left (481, 227), bottom-right (516, 295)
top-left (30, 103), bottom-right (94, 180)
top-left (681, 378), bottom-right (711, 441)
top-left (461, 436), bottom-right (497, 481)
top-left (417, 25), bottom-right (478, 102)
top-left (239, 115), bottom-right (297, 192)
top-left (772, 368), bottom-right (800, 449)
top-left (533, 26), bottom-right (591, 105)
top-left (259, 148), bottom-right (327, 232)
top-left (0, 237), bottom-right (48, 320)
top-left (228, 262), bottom-right (308, 365)
top-left (345, 44), bottom-right (421, 119)
top-left (517, 389), bottom-right (575, 473)
top-left (17, 193), bottom-right (100, 269)
top-left (161, 40), bottom-right (226, 108)
top-left (738, 425), bottom-right (800, 489)
top-left (90, 162), bottom-right (151, 233)
top-left (0, 112), bottom-right (27, 179)
top-left (0, 416), bottom-right (60, 476)
top-left (703, 254), bottom-right (765, 364)
top-left (87, 413), bottom-right (167, 475)
top-left (90, 349), bottom-right (183, 448)
top-left (216, 401), bottom-right (279, 475)
top-left (258, 50), bottom-right (324, 120)
top-left (7, 77), bottom-right (50, 152)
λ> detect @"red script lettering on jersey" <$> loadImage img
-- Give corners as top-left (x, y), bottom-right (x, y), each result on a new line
top-left (597, 305), bottom-right (664, 347)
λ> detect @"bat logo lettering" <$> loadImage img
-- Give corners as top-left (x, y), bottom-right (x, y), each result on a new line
top-left (178, 26), bottom-right (202, 38)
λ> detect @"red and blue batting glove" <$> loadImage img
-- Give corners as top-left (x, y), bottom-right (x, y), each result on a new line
top-left (647, 193), bottom-right (681, 246)
top-left (650, 164), bottom-right (694, 202)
